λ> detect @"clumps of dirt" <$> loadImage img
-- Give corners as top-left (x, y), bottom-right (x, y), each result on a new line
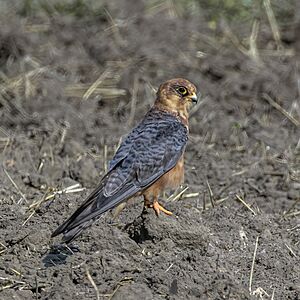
top-left (0, 1), bottom-right (299, 299)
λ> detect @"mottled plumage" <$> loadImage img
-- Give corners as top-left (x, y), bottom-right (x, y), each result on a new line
top-left (52, 78), bottom-right (197, 243)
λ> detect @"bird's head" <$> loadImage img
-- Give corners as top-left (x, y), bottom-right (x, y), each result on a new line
top-left (155, 78), bottom-right (198, 118)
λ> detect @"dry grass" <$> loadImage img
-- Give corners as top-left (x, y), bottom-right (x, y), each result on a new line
top-left (23, 184), bottom-right (85, 226)
top-left (249, 236), bottom-right (259, 293)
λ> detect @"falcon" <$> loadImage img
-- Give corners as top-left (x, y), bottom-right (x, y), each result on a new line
top-left (52, 78), bottom-right (198, 243)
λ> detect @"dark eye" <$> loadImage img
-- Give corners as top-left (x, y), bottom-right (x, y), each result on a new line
top-left (176, 86), bottom-right (188, 96)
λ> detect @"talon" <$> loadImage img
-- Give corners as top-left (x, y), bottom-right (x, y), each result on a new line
top-left (153, 201), bottom-right (173, 216)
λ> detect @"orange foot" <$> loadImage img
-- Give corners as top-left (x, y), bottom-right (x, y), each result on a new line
top-left (152, 201), bottom-right (173, 216)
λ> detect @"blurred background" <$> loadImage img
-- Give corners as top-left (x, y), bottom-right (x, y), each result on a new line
top-left (1, 0), bottom-right (299, 177)
top-left (0, 1), bottom-right (299, 299)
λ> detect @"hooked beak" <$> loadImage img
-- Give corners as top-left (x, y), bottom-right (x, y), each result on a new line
top-left (190, 93), bottom-right (198, 104)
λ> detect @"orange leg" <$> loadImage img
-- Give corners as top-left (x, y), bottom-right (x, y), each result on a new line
top-left (143, 195), bottom-right (151, 208)
top-left (144, 196), bottom-right (173, 216)
top-left (152, 200), bottom-right (173, 216)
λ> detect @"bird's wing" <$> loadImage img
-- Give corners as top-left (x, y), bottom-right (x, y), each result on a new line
top-left (51, 110), bottom-right (188, 242)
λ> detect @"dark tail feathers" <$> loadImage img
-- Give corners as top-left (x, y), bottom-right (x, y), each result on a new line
top-left (51, 179), bottom-right (138, 243)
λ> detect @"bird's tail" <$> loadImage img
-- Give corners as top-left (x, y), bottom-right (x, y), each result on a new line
top-left (51, 182), bottom-right (106, 243)
top-left (51, 177), bottom-right (138, 243)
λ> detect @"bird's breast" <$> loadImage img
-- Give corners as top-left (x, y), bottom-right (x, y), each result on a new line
top-left (143, 155), bottom-right (185, 197)
top-left (163, 155), bottom-right (184, 189)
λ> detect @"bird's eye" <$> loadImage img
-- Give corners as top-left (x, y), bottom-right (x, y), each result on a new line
top-left (176, 86), bottom-right (188, 96)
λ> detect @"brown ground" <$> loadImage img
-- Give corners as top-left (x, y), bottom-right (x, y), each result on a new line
top-left (0, 1), bottom-right (300, 299)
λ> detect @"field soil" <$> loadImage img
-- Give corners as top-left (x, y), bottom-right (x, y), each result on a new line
top-left (0, 1), bottom-right (299, 299)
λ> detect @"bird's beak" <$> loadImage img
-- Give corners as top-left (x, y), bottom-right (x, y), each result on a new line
top-left (190, 93), bottom-right (198, 104)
